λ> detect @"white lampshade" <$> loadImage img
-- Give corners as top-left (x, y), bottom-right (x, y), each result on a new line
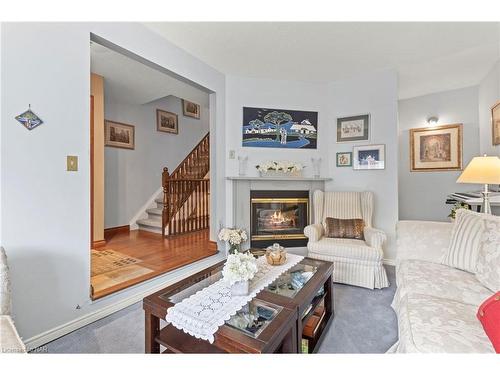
top-left (457, 156), bottom-right (500, 184)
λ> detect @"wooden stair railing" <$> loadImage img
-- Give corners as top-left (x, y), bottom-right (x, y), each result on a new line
top-left (161, 133), bottom-right (210, 236)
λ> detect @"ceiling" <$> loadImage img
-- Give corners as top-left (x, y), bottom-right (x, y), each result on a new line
top-left (90, 42), bottom-right (209, 106)
top-left (144, 22), bottom-right (500, 99)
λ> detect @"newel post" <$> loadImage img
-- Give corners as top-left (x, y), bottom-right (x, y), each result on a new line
top-left (162, 167), bottom-right (170, 237)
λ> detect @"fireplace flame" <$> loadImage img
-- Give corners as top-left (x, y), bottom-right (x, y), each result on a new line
top-left (271, 210), bottom-right (286, 224)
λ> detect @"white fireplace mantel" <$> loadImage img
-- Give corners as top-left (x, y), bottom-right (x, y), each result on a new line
top-left (226, 176), bottom-right (332, 182)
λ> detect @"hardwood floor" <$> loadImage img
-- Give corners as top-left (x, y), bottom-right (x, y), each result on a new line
top-left (91, 229), bottom-right (216, 299)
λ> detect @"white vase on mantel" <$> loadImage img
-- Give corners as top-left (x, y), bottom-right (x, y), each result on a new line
top-left (231, 280), bottom-right (250, 296)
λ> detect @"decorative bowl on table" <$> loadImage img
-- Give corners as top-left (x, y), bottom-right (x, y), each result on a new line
top-left (265, 243), bottom-right (287, 266)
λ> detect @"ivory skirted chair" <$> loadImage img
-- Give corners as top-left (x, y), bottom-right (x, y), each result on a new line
top-left (304, 191), bottom-right (389, 289)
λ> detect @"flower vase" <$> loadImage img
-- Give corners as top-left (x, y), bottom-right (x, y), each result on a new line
top-left (231, 280), bottom-right (249, 296)
top-left (238, 156), bottom-right (248, 176)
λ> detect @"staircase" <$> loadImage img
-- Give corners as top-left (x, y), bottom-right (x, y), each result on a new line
top-left (137, 133), bottom-right (210, 235)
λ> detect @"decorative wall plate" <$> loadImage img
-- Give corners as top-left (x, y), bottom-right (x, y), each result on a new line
top-left (15, 108), bottom-right (43, 130)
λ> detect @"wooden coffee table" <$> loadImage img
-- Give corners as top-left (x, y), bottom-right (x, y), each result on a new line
top-left (143, 257), bottom-right (333, 354)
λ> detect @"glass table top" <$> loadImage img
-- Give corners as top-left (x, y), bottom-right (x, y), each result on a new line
top-left (225, 299), bottom-right (282, 339)
top-left (159, 270), bottom-right (224, 304)
top-left (264, 258), bottom-right (322, 298)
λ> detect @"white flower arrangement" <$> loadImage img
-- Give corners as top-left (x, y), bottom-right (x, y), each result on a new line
top-left (255, 160), bottom-right (304, 173)
top-left (222, 251), bottom-right (258, 285)
top-left (218, 227), bottom-right (248, 246)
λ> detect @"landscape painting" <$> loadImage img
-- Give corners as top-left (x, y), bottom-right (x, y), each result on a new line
top-left (242, 107), bottom-right (318, 149)
top-left (156, 109), bottom-right (178, 134)
top-left (105, 120), bottom-right (135, 150)
top-left (410, 123), bottom-right (462, 171)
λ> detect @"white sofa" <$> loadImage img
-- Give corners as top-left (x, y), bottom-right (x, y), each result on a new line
top-left (1, 247), bottom-right (26, 353)
top-left (304, 191), bottom-right (389, 289)
top-left (390, 221), bottom-right (495, 353)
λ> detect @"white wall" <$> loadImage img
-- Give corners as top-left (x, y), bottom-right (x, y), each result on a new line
top-left (225, 70), bottom-right (399, 260)
top-left (225, 76), bottom-right (328, 178)
top-left (104, 94), bottom-right (209, 228)
top-left (327, 70), bottom-right (399, 260)
top-left (478, 61), bottom-right (500, 157)
top-left (0, 22), bottom-right (226, 346)
top-left (398, 86), bottom-right (480, 221)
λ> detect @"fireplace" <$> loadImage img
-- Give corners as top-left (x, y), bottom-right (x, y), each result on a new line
top-left (250, 190), bottom-right (309, 248)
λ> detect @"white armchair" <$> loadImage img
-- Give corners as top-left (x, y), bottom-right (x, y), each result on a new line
top-left (304, 191), bottom-right (389, 289)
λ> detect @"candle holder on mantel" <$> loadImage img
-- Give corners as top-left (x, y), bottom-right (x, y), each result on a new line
top-left (238, 156), bottom-right (248, 176)
top-left (311, 158), bottom-right (322, 178)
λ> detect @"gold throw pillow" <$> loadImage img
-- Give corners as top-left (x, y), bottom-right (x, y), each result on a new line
top-left (325, 217), bottom-right (365, 240)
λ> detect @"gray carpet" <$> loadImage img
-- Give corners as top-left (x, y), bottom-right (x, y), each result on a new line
top-left (44, 266), bottom-right (397, 354)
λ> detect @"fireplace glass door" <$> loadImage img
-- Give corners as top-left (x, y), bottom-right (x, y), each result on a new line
top-left (251, 196), bottom-right (308, 247)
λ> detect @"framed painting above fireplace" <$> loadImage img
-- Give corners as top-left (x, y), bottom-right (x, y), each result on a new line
top-left (250, 190), bottom-right (309, 248)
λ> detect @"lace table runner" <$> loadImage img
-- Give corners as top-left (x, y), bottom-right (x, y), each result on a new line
top-left (165, 253), bottom-right (304, 343)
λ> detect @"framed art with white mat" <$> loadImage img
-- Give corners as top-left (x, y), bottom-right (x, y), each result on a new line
top-left (410, 123), bottom-right (462, 172)
top-left (353, 144), bottom-right (385, 170)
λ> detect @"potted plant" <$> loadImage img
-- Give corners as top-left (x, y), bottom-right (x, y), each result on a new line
top-left (222, 251), bottom-right (258, 296)
top-left (448, 202), bottom-right (471, 221)
top-left (218, 227), bottom-right (248, 254)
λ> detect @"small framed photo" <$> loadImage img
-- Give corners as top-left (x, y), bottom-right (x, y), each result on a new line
top-left (410, 124), bottom-right (462, 172)
top-left (182, 99), bottom-right (201, 119)
top-left (336, 152), bottom-right (352, 167)
top-left (105, 120), bottom-right (135, 150)
top-left (492, 101), bottom-right (500, 145)
top-left (337, 114), bottom-right (370, 143)
top-left (353, 144), bottom-right (385, 170)
top-left (156, 109), bottom-right (178, 134)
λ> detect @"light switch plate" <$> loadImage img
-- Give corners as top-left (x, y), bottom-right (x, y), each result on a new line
top-left (67, 155), bottom-right (78, 171)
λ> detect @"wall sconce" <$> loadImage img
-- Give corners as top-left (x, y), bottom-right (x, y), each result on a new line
top-left (427, 116), bottom-right (439, 126)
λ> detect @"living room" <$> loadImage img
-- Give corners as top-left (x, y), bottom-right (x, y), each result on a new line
top-left (1, 1), bottom-right (500, 373)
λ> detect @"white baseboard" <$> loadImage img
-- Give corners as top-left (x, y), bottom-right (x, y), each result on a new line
top-left (23, 252), bottom-right (225, 350)
top-left (129, 187), bottom-right (162, 230)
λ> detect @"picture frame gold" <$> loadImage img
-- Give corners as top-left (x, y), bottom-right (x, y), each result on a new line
top-left (156, 109), bottom-right (179, 134)
top-left (105, 120), bottom-right (135, 150)
top-left (182, 99), bottom-right (201, 119)
top-left (409, 123), bottom-right (462, 172)
top-left (491, 101), bottom-right (500, 146)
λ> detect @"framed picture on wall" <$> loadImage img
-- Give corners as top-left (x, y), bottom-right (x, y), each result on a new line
top-left (156, 109), bottom-right (178, 134)
top-left (242, 107), bottom-right (318, 149)
top-left (336, 114), bottom-right (370, 143)
top-left (410, 123), bottom-right (463, 172)
top-left (182, 99), bottom-right (201, 119)
top-left (336, 152), bottom-right (352, 167)
top-left (105, 120), bottom-right (135, 150)
top-left (353, 144), bottom-right (385, 170)
top-left (492, 101), bottom-right (500, 145)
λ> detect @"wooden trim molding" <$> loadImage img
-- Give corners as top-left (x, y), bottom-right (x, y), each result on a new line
top-left (104, 225), bottom-right (130, 238)
top-left (92, 240), bottom-right (107, 249)
top-left (208, 241), bottom-right (218, 252)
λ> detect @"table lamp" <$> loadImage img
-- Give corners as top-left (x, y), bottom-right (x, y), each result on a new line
top-left (457, 155), bottom-right (500, 214)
